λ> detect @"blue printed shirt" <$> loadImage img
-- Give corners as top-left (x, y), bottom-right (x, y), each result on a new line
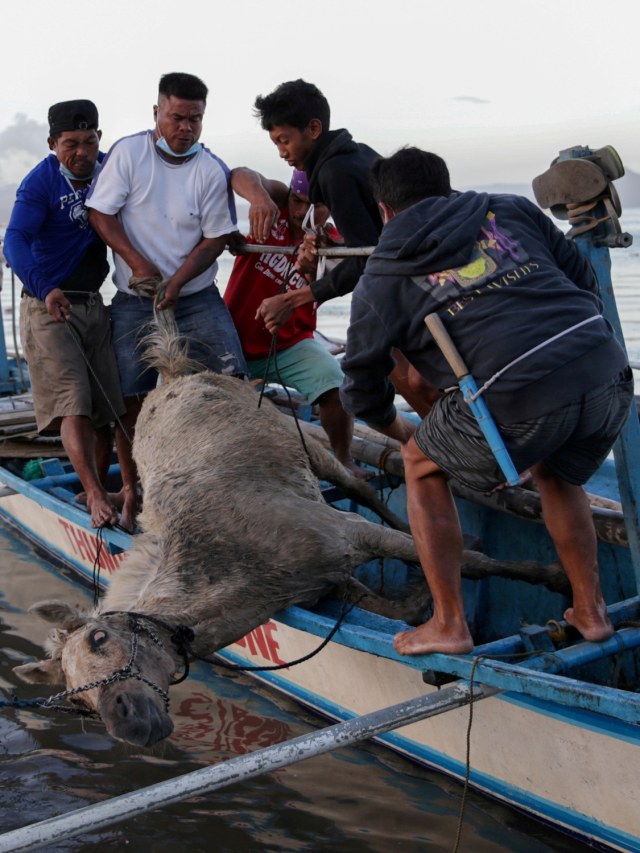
top-left (4, 153), bottom-right (107, 300)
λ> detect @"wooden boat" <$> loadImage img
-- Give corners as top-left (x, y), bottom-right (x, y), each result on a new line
top-left (1, 149), bottom-right (640, 852)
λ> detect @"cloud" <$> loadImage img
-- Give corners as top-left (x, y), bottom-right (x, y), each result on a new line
top-left (452, 96), bottom-right (490, 105)
top-left (0, 113), bottom-right (48, 155)
top-left (0, 114), bottom-right (48, 186)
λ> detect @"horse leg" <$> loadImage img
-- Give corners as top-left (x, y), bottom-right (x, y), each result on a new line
top-left (306, 436), bottom-right (410, 533)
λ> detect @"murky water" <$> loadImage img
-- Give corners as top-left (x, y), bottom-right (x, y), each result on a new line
top-left (0, 525), bottom-right (591, 852)
top-left (2, 211), bottom-right (638, 851)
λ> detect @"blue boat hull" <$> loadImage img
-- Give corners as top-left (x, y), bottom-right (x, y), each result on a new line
top-left (1, 460), bottom-right (639, 851)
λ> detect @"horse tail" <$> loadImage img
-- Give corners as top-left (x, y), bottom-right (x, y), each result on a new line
top-left (140, 319), bottom-right (203, 382)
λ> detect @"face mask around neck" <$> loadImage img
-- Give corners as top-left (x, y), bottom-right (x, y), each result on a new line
top-left (59, 162), bottom-right (100, 182)
top-left (155, 136), bottom-right (201, 159)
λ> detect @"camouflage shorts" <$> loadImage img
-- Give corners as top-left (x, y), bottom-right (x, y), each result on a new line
top-left (414, 368), bottom-right (634, 491)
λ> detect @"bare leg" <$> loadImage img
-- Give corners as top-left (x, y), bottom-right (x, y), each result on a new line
top-left (390, 349), bottom-right (441, 419)
top-left (76, 424), bottom-right (115, 499)
top-left (60, 416), bottom-right (118, 529)
top-left (317, 388), bottom-right (371, 480)
top-left (532, 461), bottom-right (613, 642)
top-left (95, 424), bottom-right (113, 483)
top-left (113, 396), bottom-right (143, 533)
top-left (393, 436), bottom-right (473, 655)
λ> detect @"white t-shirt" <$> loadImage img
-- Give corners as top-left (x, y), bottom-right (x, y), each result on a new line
top-left (86, 130), bottom-right (237, 295)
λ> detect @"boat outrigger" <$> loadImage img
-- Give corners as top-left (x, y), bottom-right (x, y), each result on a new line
top-left (0, 145), bottom-right (639, 852)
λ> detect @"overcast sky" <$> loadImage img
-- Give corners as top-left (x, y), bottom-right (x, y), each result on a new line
top-left (0, 0), bottom-right (637, 191)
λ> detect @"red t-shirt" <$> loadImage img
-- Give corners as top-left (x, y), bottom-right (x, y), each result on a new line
top-left (223, 211), bottom-right (316, 359)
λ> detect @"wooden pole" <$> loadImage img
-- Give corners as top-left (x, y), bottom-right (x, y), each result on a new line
top-left (292, 417), bottom-right (629, 548)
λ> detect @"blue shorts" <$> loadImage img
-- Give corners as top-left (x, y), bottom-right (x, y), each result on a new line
top-left (246, 337), bottom-right (344, 404)
top-left (414, 368), bottom-right (634, 490)
top-left (110, 285), bottom-right (248, 397)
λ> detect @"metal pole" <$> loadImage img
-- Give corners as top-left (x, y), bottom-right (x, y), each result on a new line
top-left (231, 244), bottom-right (375, 257)
top-left (0, 683), bottom-right (497, 853)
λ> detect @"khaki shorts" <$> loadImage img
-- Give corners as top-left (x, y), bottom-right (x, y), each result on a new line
top-left (20, 294), bottom-right (125, 434)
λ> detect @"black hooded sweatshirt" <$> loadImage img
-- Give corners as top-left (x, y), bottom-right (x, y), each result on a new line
top-left (340, 191), bottom-right (627, 429)
top-left (304, 129), bottom-right (382, 303)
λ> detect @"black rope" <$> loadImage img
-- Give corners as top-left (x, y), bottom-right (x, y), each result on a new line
top-left (255, 245), bottom-right (312, 461)
top-left (62, 313), bottom-right (131, 442)
top-left (196, 594), bottom-right (362, 673)
top-left (451, 646), bottom-right (569, 853)
top-left (98, 610), bottom-right (194, 685)
top-left (92, 526), bottom-right (106, 608)
top-left (0, 693), bottom-right (96, 715)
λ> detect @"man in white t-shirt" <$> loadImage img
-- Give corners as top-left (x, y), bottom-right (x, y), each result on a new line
top-left (87, 72), bottom-right (277, 528)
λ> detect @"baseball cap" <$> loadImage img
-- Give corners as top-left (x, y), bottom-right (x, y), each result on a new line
top-left (48, 100), bottom-right (99, 135)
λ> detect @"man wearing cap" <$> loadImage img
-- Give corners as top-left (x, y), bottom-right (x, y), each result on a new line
top-left (4, 99), bottom-right (127, 530)
top-left (223, 169), bottom-right (367, 477)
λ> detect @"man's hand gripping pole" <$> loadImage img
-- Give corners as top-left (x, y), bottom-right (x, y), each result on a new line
top-left (424, 313), bottom-right (521, 487)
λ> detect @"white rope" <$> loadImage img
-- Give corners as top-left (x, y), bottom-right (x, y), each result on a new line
top-left (468, 315), bottom-right (601, 402)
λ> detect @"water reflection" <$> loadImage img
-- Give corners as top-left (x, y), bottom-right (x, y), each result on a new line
top-left (0, 523), bottom-right (590, 852)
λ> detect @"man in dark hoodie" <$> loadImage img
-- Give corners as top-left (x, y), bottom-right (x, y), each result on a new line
top-left (340, 147), bottom-right (633, 656)
top-left (252, 78), bottom-right (438, 415)
top-left (253, 79), bottom-right (381, 322)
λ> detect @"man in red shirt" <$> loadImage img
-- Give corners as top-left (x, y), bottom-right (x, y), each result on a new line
top-left (224, 170), bottom-right (367, 478)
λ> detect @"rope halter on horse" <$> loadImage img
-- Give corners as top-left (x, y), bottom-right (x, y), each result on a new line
top-left (42, 612), bottom-right (186, 717)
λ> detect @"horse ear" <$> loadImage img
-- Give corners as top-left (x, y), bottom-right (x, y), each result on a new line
top-left (28, 601), bottom-right (88, 631)
top-left (13, 658), bottom-right (65, 685)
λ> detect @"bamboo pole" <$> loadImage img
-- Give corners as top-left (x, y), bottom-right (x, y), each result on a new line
top-left (291, 417), bottom-right (629, 548)
top-left (0, 683), bottom-right (497, 853)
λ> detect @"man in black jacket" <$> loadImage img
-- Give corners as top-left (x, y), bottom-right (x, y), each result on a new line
top-left (253, 79), bottom-right (381, 323)
top-left (253, 78), bottom-right (437, 415)
top-left (340, 147), bottom-right (633, 655)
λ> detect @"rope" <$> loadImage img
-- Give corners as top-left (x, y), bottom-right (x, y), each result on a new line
top-left (196, 594), bottom-right (363, 674)
top-left (92, 526), bottom-right (106, 608)
top-left (566, 193), bottom-right (622, 239)
top-left (0, 614), bottom-right (175, 718)
top-left (62, 311), bottom-right (131, 442)
top-left (255, 245), bottom-right (312, 461)
top-left (467, 315), bottom-right (601, 402)
top-left (41, 615), bottom-right (173, 714)
top-left (0, 693), bottom-right (97, 715)
top-left (98, 610), bottom-right (194, 685)
top-left (450, 644), bottom-right (585, 852)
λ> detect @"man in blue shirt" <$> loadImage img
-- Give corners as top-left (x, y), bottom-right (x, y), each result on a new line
top-left (4, 100), bottom-right (127, 529)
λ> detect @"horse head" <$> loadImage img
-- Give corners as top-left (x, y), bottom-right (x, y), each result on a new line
top-left (13, 601), bottom-right (179, 747)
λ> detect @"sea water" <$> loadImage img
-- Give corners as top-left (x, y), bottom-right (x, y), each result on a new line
top-left (4, 209), bottom-right (640, 358)
top-left (1, 214), bottom-right (639, 851)
top-left (0, 529), bottom-right (587, 852)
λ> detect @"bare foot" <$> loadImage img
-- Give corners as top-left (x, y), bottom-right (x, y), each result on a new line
top-left (563, 604), bottom-right (614, 642)
top-left (393, 618), bottom-right (474, 656)
top-left (117, 485), bottom-right (140, 533)
top-left (86, 490), bottom-right (118, 529)
top-left (118, 498), bottom-right (137, 533)
top-left (340, 458), bottom-right (374, 481)
top-left (77, 490), bottom-right (125, 510)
